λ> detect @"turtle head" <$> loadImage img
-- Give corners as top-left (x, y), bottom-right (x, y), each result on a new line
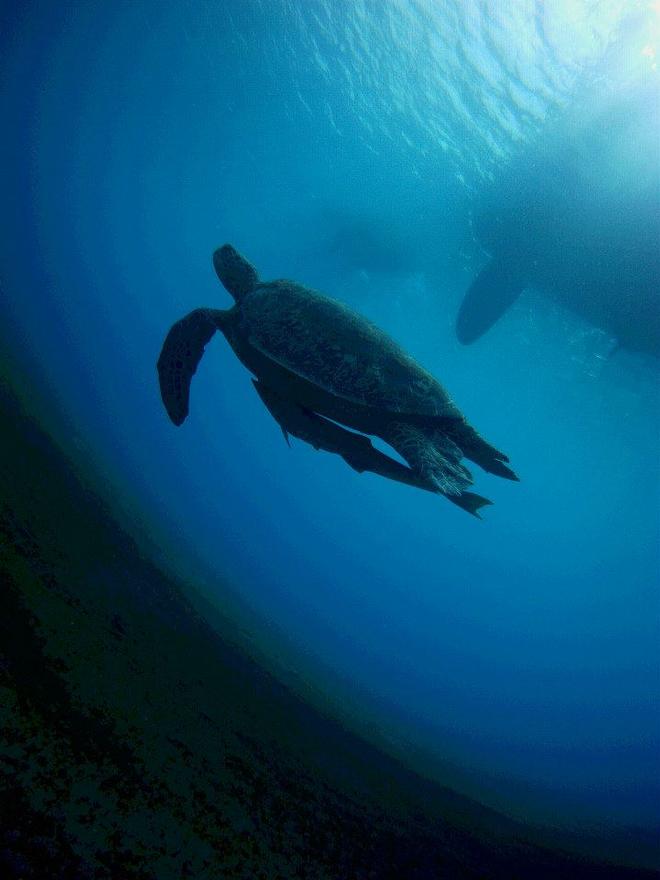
top-left (213, 244), bottom-right (259, 302)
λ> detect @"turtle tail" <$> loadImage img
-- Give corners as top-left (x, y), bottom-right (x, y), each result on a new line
top-left (157, 308), bottom-right (223, 426)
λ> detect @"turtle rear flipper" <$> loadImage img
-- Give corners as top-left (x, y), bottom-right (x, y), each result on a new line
top-left (157, 308), bottom-right (222, 426)
top-left (452, 422), bottom-right (519, 482)
top-left (384, 422), bottom-right (474, 497)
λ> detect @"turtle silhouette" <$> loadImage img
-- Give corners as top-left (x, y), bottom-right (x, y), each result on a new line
top-left (157, 245), bottom-right (517, 516)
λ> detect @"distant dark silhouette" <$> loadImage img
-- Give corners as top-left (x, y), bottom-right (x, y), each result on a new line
top-left (457, 73), bottom-right (660, 356)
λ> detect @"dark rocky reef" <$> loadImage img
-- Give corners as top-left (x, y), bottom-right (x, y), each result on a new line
top-left (0, 368), bottom-right (657, 879)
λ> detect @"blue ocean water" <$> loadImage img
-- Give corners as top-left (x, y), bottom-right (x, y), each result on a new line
top-left (2, 0), bottom-right (658, 841)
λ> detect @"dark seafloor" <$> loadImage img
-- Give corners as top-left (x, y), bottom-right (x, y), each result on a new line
top-left (1, 351), bottom-right (657, 880)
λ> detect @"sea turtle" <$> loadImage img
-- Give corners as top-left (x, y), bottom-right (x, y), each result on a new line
top-left (158, 245), bottom-right (518, 516)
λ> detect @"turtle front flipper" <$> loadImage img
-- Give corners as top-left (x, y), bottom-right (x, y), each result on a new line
top-left (157, 308), bottom-right (223, 425)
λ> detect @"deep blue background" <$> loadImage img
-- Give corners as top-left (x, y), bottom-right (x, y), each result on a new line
top-left (2, 0), bottom-right (658, 834)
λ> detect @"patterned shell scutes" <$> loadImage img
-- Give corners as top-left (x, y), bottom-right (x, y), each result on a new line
top-left (239, 281), bottom-right (463, 418)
